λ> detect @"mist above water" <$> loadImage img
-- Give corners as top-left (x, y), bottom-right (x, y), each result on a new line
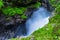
top-left (14, 7), bottom-right (52, 38)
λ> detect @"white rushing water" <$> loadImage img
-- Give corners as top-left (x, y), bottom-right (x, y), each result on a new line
top-left (24, 7), bottom-right (51, 37)
top-left (14, 7), bottom-right (52, 38)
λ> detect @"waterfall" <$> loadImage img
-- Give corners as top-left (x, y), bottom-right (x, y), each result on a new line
top-left (25, 7), bottom-right (51, 37)
top-left (14, 7), bottom-right (52, 38)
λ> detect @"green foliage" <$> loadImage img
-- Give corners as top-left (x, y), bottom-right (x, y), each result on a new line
top-left (0, 0), bottom-right (4, 9)
top-left (21, 15), bottom-right (27, 19)
top-left (2, 7), bottom-right (27, 16)
top-left (55, 3), bottom-right (60, 14)
top-left (14, 7), bottom-right (27, 15)
top-left (2, 7), bottom-right (16, 16)
top-left (33, 2), bottom-right (41, 8)
top-left (28, 2), bottom-right (41, 8)
top-left (50, 0), bottom-right (60, 14)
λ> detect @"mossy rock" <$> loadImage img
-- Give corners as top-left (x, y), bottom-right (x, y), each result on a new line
top-left (0, 0), bottom-right (41, 27)
top-left (0, 0), bottom-right (41, 18)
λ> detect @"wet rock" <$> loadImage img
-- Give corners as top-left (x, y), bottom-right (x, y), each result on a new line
top-left (14, 15), bottom-right (23, 23)
top-left (3, 0), bottom-right (40, 7)
top-left (0, 10), bottom-right (31, 39)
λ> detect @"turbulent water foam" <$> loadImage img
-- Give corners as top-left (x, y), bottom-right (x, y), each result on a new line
top-left (25, 7), bottom-right (51, 37)
top-left (14, 7), bottom-right (51, 38)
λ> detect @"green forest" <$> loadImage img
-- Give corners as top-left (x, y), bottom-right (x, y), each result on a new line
top-left (0, 0), bottom-right (60, 40)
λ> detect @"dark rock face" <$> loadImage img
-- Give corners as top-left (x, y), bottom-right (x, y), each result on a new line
top-left (0, 12), bottom-right (22, 39)
top-left (3, 0), bottom-right (40, 7)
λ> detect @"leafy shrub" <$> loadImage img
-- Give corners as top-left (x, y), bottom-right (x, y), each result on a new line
top-left (2, 7), bottom-right (27, 16)
top-left (21, 15), bottom-right (27, 19)
top-left (0, 0), bottom-right (41, 20)
top-left (28, 2), bottom-right (41, 8)
top-left (0, 0), bottom-right (4, 9)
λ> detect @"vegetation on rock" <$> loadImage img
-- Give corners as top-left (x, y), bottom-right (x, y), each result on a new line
top-left (0, 0), bottom-right (41, 19)
top-left (11, 0), bottom-right (60, 40)
top-left (2, 7), bottom-right (27, 16)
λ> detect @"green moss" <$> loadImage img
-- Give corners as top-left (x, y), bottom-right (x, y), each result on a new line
top-left (21, 15), bottom-right (27, 19)
top-left (55, 5), bottom-right (60, 14)
top-left (14, 7), bottom-right (27, 15)
top-left (34, 2), bottom-right (41, 8)
top-left (2, 0), bottom-right (41, 17)
top-left (28, 2), bottom-right (41, 8)
top-left (2, 7), bottom-right (27, 16)
top-left (2, 7), bottom-right (16, 16)
top-left (0, 0), bottom-right (4, 9)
